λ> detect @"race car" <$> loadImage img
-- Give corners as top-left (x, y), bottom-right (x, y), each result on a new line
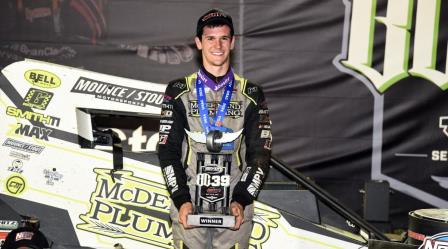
top-left (0, 59), bottom-right (377, 249)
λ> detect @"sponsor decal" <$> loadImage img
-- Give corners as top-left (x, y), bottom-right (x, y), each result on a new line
top-left (6, 106), bottom-right (60, 127)
top-left (162, 165), bottom-right (179, 193)
top-left (159, 124), bottom-right (171, 134)
top-left (14, 123), bottom-right (53, 141)
top-left (199, 217), bottom-right (223, 225)
top-left (418, 232), bottom-right (448, 249)
top-left (158, 134), bottom-right (168, 145)
top-left (8, 159), bottom-right (24, 174)
top-left (247, 86), bottom-right (258, 94)
top-left (161, 103), bottom-right (173, 110)
top-left (259, 124), bottom-right (271, 129)
top-left (25, 69), bottom-right (61, 89)
top-left (9, 151), bottom-right (30, 161)
top-left (15, 231), bottom-right (34, 241)
top-left (203, 165), bottom-right (223, 174)
top-left (264, 140), bottom-right (272, 150)
top-left (241, 167), bottom-right (252, 182)
top-left (121, 44), bottom-right (193, 65)
top-left (439, 117), bottom-right (448, 138)
top-left (5, 175), bottom-right (26, 195)
top-left (71, 77), bottom-right (164, 107)
top-left (2, 138), bottom-right (44, 154)
top-left (0, 43), bottom-right (76, 61)
top-left (161, 110), bottom-right (173, 118)
top-left (260, 130), bottom-right (271, 139)
top-left (249, 204), bottom-right (281, 249)
top-left (259, 114), bottom-right (270, 124)
top-left (258, 109), bottom-right (269, 115)
top-left (189, 101), bottom-right (243, 118)
top-left (23, 88), bottom-right (54, 110)
top-left (77, 169), bottom-right (172, 248)
top-left (43, 168), bottom-right (63, 185)
top-left (172, 82), bottom-right (186, 90)
top-left (247, 168), bottom-right (265, 197)
top-left (102, 126), bottom-right (159, 152)
top-left (0, 220), bottom-right (19, 230)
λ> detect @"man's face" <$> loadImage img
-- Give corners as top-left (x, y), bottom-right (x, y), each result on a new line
top-left (195, 25), bottom-right (235, 69)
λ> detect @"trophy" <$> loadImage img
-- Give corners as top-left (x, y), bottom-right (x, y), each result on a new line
top-left (187, 130), bottom-right (236, 228)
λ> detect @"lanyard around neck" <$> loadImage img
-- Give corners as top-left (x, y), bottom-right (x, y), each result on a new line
top-left (196, 69), bottom-right (235, 134)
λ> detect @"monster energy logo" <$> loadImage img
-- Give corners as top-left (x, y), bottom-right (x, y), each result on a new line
top-left (337, 0), bottom-right (448, 92)
top-left (77, 169), bottom-right (172, 248)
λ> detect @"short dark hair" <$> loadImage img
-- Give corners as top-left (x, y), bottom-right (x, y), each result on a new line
top-left (196, 8), bottom-right (234, 38)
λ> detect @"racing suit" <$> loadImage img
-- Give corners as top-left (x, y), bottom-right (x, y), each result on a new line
top-left (158, 69), bottom-right (272, 249)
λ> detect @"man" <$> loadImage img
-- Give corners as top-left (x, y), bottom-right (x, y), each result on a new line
top-left (158, 8), bottom-right (272, 249)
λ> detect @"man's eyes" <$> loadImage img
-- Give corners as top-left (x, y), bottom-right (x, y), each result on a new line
top-left (206, 37), bottom-right (230, 41)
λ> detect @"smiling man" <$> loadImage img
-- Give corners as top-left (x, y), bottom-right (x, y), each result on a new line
top-left (158, 8), bottom-right (272, 249)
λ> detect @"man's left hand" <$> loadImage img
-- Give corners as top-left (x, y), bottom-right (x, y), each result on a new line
top-left (230, 201), bottom-right (244, 230)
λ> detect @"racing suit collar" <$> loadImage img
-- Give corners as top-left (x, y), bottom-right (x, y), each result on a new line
top-left (199, 66), bottom-right (233, 91)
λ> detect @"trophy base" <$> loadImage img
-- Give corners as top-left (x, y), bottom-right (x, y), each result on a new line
top-left (187, 214), bottom-right (235, 228)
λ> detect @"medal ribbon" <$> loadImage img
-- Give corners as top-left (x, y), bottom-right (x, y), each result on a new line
top-left (196, 68), bottom-right (234, 134)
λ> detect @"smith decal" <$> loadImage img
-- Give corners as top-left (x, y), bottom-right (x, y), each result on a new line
top-left (77, 169), bottom-right (172, 248)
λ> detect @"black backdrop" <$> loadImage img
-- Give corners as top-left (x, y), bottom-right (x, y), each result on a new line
top-left (1, 0), bottom-right (447, 230)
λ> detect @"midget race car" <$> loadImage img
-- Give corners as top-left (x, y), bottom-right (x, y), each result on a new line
top-left (0, 59), bottom-right (376, 249)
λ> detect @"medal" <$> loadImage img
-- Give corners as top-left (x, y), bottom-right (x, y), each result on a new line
top-left (196, 68), bottom-right (235, 152)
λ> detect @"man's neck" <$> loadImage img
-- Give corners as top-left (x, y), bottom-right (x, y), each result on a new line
top-left (202, 63), bottom-right (230, 77)
top-left (201, 66), bottom-right (231, 84)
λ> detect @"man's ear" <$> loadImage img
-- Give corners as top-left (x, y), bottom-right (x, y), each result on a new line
top-left (230, 36), bottom-right (235, 50)
top-left (195, 37), bottom-right (203, 50)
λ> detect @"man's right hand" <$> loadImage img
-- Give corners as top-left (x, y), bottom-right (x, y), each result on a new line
top-left (178, 202), bottom-right (194, 229)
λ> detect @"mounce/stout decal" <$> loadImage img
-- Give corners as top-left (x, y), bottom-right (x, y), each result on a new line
top-left (71, 77), bottom-right (164, 108)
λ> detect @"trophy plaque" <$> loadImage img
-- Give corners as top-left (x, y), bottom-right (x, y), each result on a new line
top-left (187, 152), bottom-right (235, 227)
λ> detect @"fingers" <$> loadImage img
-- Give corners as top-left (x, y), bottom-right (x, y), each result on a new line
top-left (230, 202), bottom-right (244, 230)
top-left (233, 211), bottom-right (243, 230)
top-left (178, 202), bottom-right (195, 229)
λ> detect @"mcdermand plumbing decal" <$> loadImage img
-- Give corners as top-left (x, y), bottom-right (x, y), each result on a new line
top-left (77, 169), bottom-right (172, 248)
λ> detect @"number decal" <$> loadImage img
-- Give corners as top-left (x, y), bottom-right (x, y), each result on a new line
top-left (197, 174), bottom-right (230, 187)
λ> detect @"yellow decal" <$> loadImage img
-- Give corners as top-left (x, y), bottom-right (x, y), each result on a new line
top-left (249, 203), bottom-right (281, 249)
top-left (5, 174), bottom-right (26, 195)
top-left (77, 169), bottom-right (172, 248)
top-left (25, 69), bottom-right (61, 88)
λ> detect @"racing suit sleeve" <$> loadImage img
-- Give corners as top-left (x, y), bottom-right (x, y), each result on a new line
top-left (232, 84), bottom-right (272, 208)
top-left (158, 80), bottom-right (191, 210)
